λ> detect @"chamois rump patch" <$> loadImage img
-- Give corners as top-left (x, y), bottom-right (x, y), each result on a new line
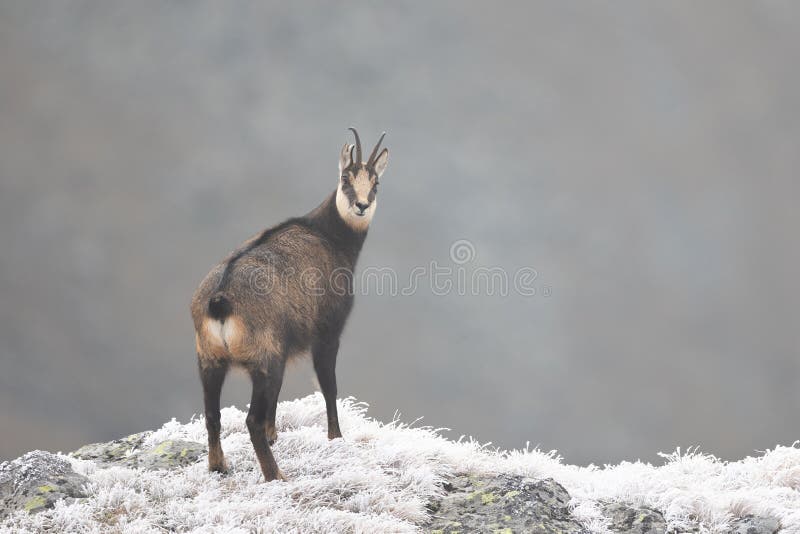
top-left (195, 316), bottom-right (280, 364)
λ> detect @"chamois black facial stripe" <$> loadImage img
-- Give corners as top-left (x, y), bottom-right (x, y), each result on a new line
top-left (343, 184), bottom-right (357, 203)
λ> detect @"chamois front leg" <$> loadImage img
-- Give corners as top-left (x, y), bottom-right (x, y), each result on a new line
top-left (199, 360), bottom-right (228, 474)
top-left (263, 356), bottom-right (286, 445)
top-left (312, 337), bottom-right (342, 440)
top-left (246, 364), bottom-right (286, 482)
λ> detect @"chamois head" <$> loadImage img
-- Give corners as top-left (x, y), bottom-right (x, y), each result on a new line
top-left (336, 128), bottom-right (388, 231)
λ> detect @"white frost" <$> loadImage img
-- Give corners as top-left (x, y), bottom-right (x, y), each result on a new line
top-left (3, 393), bottom-right (800, 533)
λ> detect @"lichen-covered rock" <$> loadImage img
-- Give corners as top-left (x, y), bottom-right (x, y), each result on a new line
top-left (727, 515), bottom-right (781, 534)
top-left (135, 440), bottom-right (206, 470)
top-left (71, 433), bottom-right (206, 471)
top-left (0, 450), bottom-right (88, 519)
top-left (70, 431), bottom-right (150, 466)
top-left (602, 502), bottom-right (667, 534)
top-left (427, 473), bottom-right (590, 534)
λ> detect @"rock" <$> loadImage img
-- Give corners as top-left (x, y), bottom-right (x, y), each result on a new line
top-left (0, 450), bottom-right (89, 519)
top-left (72, 433), bottom-right (206, 471)
top-left (602, 502), bottom-right (667, 534)
top-left (427, 473), bottom-right (590, 534)
top-left (135, 440), bottom-right (206, 470)
top-left (0, 433), bottom-right (205, 520)
top-left (727, 515), bottom-right (780, 534)
top-left (70, 431), bottom-right (150, 467)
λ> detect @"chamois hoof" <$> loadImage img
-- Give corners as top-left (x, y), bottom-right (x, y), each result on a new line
top-left (264, 469), bottom-right (287, 482)
top-left (208, 460), bottom-right (228, 475)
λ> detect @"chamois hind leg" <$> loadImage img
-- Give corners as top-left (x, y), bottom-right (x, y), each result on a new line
top-left (199, 360), bottom-right (229, 474)
top-left (263, 356), bottom-right (286, 445)
top-left (312, 337), bottom-right (342, 440)
top-left (246, 361), bottom-right (286, 482)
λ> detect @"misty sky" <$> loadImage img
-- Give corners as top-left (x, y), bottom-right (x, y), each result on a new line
top-left (1, 1), bottom-right (798, 465)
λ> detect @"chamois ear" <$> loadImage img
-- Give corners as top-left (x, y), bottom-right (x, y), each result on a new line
top-left (339, 143), bottom-right (355, 174)
top-left (372, 148), bottom-right (388, 178)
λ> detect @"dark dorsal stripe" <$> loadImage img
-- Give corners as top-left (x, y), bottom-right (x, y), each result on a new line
top-left (214, 218), bottom-right (311, 293)
top-left (213, 192), bottom-right (367, 295)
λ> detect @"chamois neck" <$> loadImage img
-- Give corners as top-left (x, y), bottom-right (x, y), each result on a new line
top-left (304, 191), bottom-right (368, 263)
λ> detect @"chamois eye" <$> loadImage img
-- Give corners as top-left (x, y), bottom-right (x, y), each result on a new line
top-left (341, 175), bottom-right (348, 182)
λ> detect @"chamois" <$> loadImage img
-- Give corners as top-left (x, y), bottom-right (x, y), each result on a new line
top-left (190, 129), bottom-right (388, 482)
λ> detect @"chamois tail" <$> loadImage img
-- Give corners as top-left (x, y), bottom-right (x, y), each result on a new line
top-left (208, 293), bottom-right (233, 322)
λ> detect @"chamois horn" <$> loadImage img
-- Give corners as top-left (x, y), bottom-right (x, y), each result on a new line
top-left (348, 127), bottom-right (362, 164)
top-left (367, 132), bottom-right (386, 168)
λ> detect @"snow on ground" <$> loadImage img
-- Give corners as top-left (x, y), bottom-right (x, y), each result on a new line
top-left (3, 393), bottom-right (800, 533)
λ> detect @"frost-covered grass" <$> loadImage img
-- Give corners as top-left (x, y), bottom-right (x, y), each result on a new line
top-left (3, 393), bottom-right (800, 533)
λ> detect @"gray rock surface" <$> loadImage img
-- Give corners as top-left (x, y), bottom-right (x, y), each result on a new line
top-left (0, 450), bottom-right (88, 519)
top-left (728, 515), bottom-right (781, 534)
top-left (71, 433), bottom-right (206, 470)
top-left (70, 431), bottom-right (150, 466)
top-left (427, 474), bottom-right (590, 534)
top-left (1, 434), bottom-right (206, 519)
top-left (134, 439), bottom-right (207, 470)
top-left (425, 474), bottom-right (702, 534)
top-left (602, 502), bottom-right (666, 534)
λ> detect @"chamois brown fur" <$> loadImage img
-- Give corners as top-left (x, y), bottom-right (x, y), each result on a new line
top-left (191, 129), bottom-right (388, 482)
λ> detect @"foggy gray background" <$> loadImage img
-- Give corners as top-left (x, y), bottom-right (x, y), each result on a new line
top-left (1, 2), bottom-right (798, 465)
